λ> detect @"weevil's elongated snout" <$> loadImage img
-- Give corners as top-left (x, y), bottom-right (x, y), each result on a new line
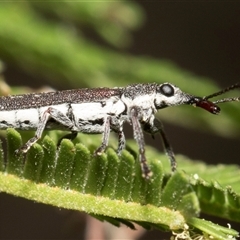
top-left (188, 97), bottom-right (221, 114)
top-left (187, 82), bottom-right (240, 114)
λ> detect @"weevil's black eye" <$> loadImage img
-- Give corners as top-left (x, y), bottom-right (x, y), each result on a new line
top-left (159, 84), bottom-right (174, 97)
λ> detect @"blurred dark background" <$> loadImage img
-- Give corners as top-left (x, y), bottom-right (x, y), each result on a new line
top-left (0, 2), bottom-right (240, 239)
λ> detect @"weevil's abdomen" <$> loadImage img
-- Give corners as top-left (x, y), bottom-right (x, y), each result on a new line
top-left (0, 109), bottom-right (40, 130)
top-left (0, 104), bottom-right (70, 130)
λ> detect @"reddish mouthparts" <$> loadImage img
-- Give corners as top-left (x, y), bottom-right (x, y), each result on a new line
top-left (196, 99), bottom-right (220, 114)
top-left (190, 97), bottom-right (221, 114)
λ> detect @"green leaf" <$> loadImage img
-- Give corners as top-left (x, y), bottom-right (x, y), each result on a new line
top-left (39, 136), bottom-right (57, 184)
top-left (23, 143), bottom-right (44, 182)
top-left (5, 129), bottom-right (24, 176)
top-left (0, 129), bottom-right (239, 239)
top-left (188, 218), bottom-right (238, 240)
top-left (1, 130), bottom-right (187, 231)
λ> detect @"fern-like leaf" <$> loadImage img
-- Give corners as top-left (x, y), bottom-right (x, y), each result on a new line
top-left (0, 129), bottom-right (239, 239)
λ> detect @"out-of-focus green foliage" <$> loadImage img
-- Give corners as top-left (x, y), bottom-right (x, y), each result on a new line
top-left (0, 2), bottom-right (145, 88)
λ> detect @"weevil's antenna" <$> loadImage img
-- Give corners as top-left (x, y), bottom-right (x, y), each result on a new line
top-left (204, 83), bottom-right (240, 100)
top-left (213, 97), bottom-right (240, 104)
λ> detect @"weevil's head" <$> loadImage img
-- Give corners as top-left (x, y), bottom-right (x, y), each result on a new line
top-left (154, 82), bottom-right (221, 114)
top-left (154, 83), bottom-right (193, 108)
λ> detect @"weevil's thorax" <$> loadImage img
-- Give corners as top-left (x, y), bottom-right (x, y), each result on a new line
top-left (122, 84), bottom-right (156, 106)
top-left (120, 83), bottom-right (158, 122)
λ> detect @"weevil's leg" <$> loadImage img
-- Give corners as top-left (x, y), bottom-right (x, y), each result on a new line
top-left (130, 107), bottom-right (152, 179)
top-left (116, 125), bottom-right (126, 155)
top-left (16, 107), bottom-right (76, 154)
top-left (143, 118), bottom-right (176, 172)
top-left (159, 127), bottom-right (176, 172)
top-left (57, 131), bottom-right (78, 147)
top-left (94, 116), bottom-right (111, 155)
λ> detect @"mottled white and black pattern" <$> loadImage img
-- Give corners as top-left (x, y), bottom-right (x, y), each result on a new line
top-left (0, 82), bottom-right (237, 178)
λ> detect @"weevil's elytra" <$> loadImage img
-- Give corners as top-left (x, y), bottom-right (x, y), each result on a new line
top-left (1, 82), bottom-right (239, 179)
